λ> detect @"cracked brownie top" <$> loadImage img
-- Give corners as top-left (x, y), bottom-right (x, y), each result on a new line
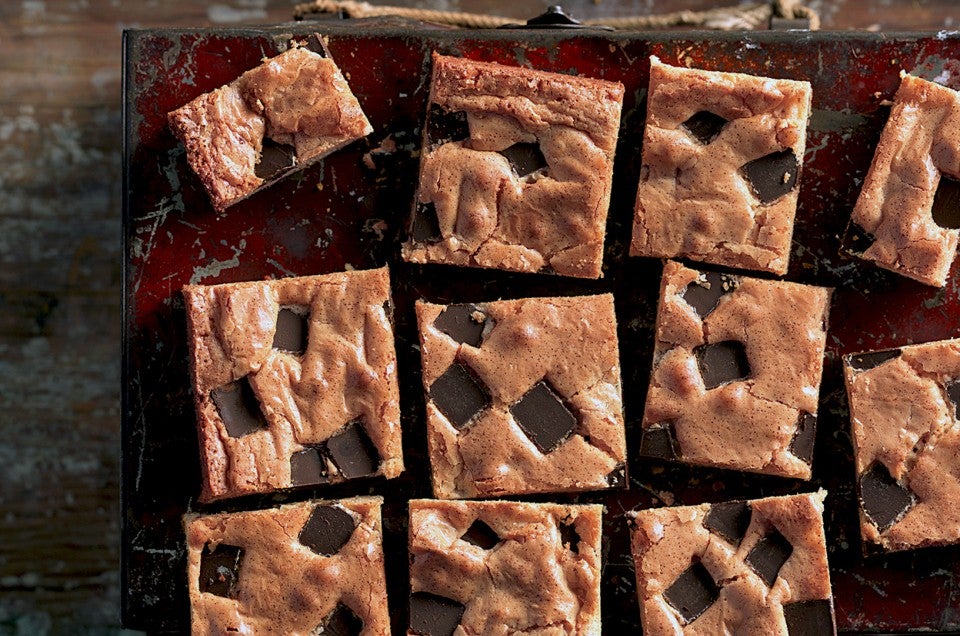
top-left (843, 338), bottom-right (960, 552)
top-left (640, 261), bottom-right (831, 479)
top-left (630, 57), bottom-right (812, 275)
top-left (183, 267), bottom-right (402, 502)
top-left (844, 73), bottom-right (960, 287)
top-left (408, 499), bottom-right (602, 636)
top-left (630, 491), bottom-right (835, 635)
top-left (185, 496), bottom-right (389, 636)
top-left (415, 294), bottom-right (626, 499)
top-left (168, 37), bottom-right (372, 211)
top-left (401, 53), bottom-right (624, 279)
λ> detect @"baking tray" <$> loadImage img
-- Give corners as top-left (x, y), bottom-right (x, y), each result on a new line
top-left (122, 20), bottom-right (960, 633)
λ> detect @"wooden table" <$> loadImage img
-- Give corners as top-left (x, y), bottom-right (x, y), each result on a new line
top-left (1, 1), bottom-right (955, 632)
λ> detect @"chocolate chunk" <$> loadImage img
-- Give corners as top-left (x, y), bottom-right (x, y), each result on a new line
top-left (298, 505), bottom-right (357, 556)
top-left (427, 104), bottom-right (470, 148)
top-left (460, 519), bottom-right (500, 550)
top-left (409, 591), bottom-right (465, 636)
top-left (606, 463), bottom-right (626, 487)
top-left (255, 138), bottom-right (297, 180)
top-left (499, 142), bottom-right (547, 178)
top-left (681, 271), bottom-right (737, 318)
top-left (745, 529), bottom-right (793, 587)
top-left (273, 307), bottom-right (308, 355)
top-left (741, 150), bottom-right (800, 204)
top-left (318, 604), bottom-right (363, 636)
top-left (789, 411), bottom-right (817, 464)
top-left (703, 501), bottom-right (752, 547)
top-left (411, 201), bottom-right (442, 243)
top-left (326, 420), bottom-right (380, 479)
top-left (199, 543), bottom-right (244, 598)
top-left (433, 304), bottom-right (490, 348)
top-left (211, 377), bottom-right (268, 438)
top-left (946, 379), bottom-right (960, 419)
top-left (843, 222), bottom-right (877, 256)
top-left (695, 341), bottom-right (751, 389)
top-left (847, 348), bottom-right (902, 371)
top-left (559, 520), bottom-right (580, 553)
top-left (510, 380), bottom-right (577, 454)
top-left (932, 175), bottom-right (960, 230)
top-left (682, 111), bottom-right (729, 145)
top-left (859, 463), bottom-right (915, 532)
top-left (290, 446), bottom-right (329, 486)
top-left (663, 560), bottom-right (719, 625)
top-left (303, 33), bottom-right (329, 58)
top-left (783, 599), bottom-right (836, 636)
top-left (429, 363), bottom-right (491, 430)
top-left (639, 422), bottom-right (679, 460)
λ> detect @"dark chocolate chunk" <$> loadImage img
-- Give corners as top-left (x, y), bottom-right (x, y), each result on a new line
top-left (255, 138), bottom-right (297, 180)
top-left (843, 222), bottom-right (877, 256)
top-left (303, 33), bottom-right (329, 58)
top-left (199, 543), bottom-right (244, 598)
top-left (427, 104), bottom-right (470, 148)
top-left (682, 111), bottom-right (729, 145)
top-left (783, 599), bottom-right (836, 636)
top-left (695, 341), bottom-right (751, 389)
top-left (859, 463), bottom-right (915, 532)
top-left (460, 519), bottom-right (500, 550)
top-left (741, 150), bottom-right (800, 204)
top-left (932, 175), bottom-right (960, 230)
top-left (510, 380), bottom-right (577, 454)
top-left (946, 379), bottom-right (960, 419)
top-left (606, 463), bottom-right (626, 487)
top-left (663, 560), bottom-right (719, 625)
top-left (273, 307), bottom-right (308, 355)
top-left (703, 501), bottom-right (752, 547)
top-left (411, 201), bottom-right (442, 243)
top-left (433, 304), bottom-right (490, 348)
top-left (429, 363), bottom-right (491, 430)
top-left (846, 348), bottom-right (902, 371)
top-left (745, 529), bottom-right (793, 587)
top-left (211, 377), bottom-right (268, 438)
top-left (639, 422), bottom-right (679, 460)
top-left (681, 271), bottom-right (737, 318)
top-left (499, 142), bottom-right (547, 178)
top-left (789, 411), bottom-right (817, 464)
top-left (326, 420), bottom-right (380, 479)
top-left (409, 591), bottom-right (465, 636)
top-left (317, 603), bottom-right (363, 636)
top-left (290, 446), bottom-right (329, 486)
top-left (298, 505), bottom-right (357, 556)
top-left (559, 520), bottom-right (580, 553)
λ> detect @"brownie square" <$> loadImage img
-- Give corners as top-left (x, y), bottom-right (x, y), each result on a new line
top-left (401, 53), bottom-right (624, 279)
top-left (842, 74), bottom-right (960, 287)
top-left (415, 294), bottom-right (626, 498)
top-left (408, 499), bottom-right (602, 635)
top-left (843, 338), bottom-right (960, 551)
top-left (639, 261), bottom-right (831, 479)
top-left (183, 267), bottom-right (402, 502)
top-left (185, 496), bottom-right (389, 635)
top-left (630, 492), bottom-right (836, 635)
top-left (630, 57), bottom-right (812, 275)
top-left (168, 35), bottom-right (372, 211)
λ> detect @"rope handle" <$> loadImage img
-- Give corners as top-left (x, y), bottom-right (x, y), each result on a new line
top-left (293, 0), bottom-right (819, 31)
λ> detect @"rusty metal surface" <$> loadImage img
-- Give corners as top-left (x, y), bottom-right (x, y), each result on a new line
top-left (123, 21), bottom-right (960, 633)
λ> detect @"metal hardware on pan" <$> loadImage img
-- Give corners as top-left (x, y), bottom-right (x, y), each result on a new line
top-left (499, 5), bottom-right (614, 31)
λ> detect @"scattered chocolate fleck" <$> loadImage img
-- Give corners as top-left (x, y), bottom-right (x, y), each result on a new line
top-left (211, 377), bottom-right (268, 438)
top-left (433, 304), bottom-right (491, 348)
top-left (695, 341), bottom-right (751, 389)
top-left (681, 271), bottom-right (737, 318)
top-left (663, 560), bottom-right (719, 625)
top-left (199, 543), bottom-right (244, 598)
top-left (273, 307), bottom-right (308, 355)
top-left (703, 501), bottom-right (752, 547)
top-left (426, 104), bottom-right (470, 148)
top-left (499, 142), bottom-right (547, 178)
top-left (409, 591), bottom-right (465, 636)
top-left (290, 447), bottom-right (329, 487)
top-left (682, 111), bottom-right (729, 145)
top-left (510, 380), bottom-right (577, 454)
top-left (932, 175), bottom-right (960, 230)
top-left (326, 420), bottom-right (380, 479)
top-left (741, 150), bottom-right (800, 204)
top-left (859, 463), bottom-right (915, 532)
top-left (298, 505), bottom-right (357, 556)
top-left (789, 412), bottom-right (817, 464)
top-left (846, 348), bottom-right (902, 371)
top-left (639, 422), bottom-right (679, 460)
top-left (746, 529), bottom-right (793, 587)
top-left (429, 363), bottom-right (491, 430)
top-left (460, 519), bottom-right (500, 550)
top-left (843, 222), bottom-right (877, 256)
top-left (783, 599), bottom-right (836, 636)
top-left (411, 201), bottom-right (442, 243)
top-left (255, 138), bottom-right (297, 180)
